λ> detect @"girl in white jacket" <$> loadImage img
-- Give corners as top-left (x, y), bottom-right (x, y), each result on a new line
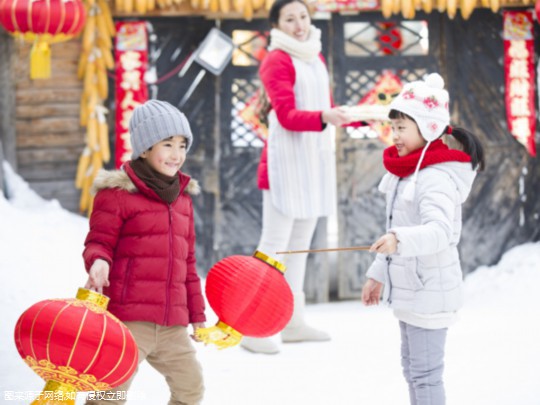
top-left (362, 73), bottom-right (485, 405)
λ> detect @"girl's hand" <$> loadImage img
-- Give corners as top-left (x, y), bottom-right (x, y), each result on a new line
top-left (85, 259), bottom-right (110, 294)
top-left (361, 278), bottom-right (384, 306)
top-left (191, 322), bottom-right (206, 343)
top-left (370, 233), bottom-right (398, 255)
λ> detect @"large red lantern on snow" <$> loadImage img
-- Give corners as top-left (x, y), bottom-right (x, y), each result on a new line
top-left (14, 288), bottom-right (138, 404)
top-left (0, 0), bottom-right (86, 79)
top-left (197, 251), bottom-right (293, 349)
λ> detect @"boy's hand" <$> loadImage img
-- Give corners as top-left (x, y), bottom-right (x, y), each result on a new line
top-left (190, 322), bottom-right (206, 343)
top-left (85, 259), bottom-right (110, 294)
top-left (361, 278), bottom-right (383, 306)
top-left (370, 233), bottom-right (397, 255)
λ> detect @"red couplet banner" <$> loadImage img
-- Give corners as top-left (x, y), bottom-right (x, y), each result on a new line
top-left (114, 21), bottom-right (149, 168)
top-left (503, 10), bottom-right (536, 157)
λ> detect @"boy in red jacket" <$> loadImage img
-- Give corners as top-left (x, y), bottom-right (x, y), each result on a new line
top-left (83, 100), bottom-right (206, 405)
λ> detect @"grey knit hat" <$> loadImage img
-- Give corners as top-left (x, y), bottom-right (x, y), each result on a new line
top-left (129, 100), bottom-right (193, 159)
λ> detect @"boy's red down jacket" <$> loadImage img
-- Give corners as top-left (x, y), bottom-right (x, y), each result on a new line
top-left (83, 162), bottom-right (206, 327)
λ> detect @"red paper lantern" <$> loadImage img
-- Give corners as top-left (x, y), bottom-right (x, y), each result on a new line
top-left (197, 251), bottom-right (293, 349)
top-left (0, 0), bottom-right (86, 79)
top-left (14, 288), bottom-right (138, 404)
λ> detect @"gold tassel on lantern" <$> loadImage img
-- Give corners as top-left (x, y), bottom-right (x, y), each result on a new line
top-left (195, 321), bottom-right (243, 350)
top-left (30, 40), bottom-right (51, 79)
top-left (30, 380), bottom-right (77, 405)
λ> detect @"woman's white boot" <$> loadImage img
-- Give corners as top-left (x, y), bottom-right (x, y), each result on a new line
top-left (240, 336), bottom-right (280, 354)
top-left (281, 292), bottom-right (331, 343)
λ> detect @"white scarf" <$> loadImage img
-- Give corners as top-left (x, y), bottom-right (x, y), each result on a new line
top-left (268, 25), bottom-right (322, 62)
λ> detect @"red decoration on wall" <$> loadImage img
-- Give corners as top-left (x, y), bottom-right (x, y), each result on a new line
top-left (503, 10), bottom-right (537, 157)
top-left (197, 251), bottom-right (293, 349)
top-left (0, 0), bottom-right (86, 79)
top-left (238, 89), bottom-right (269, 141)
top-left (377, 23), bottom-right (403, 55)
top-left (357, 71), bottom-right (403, 146)
top-left (14, 288), bottom-right (138, 403)
top-left (114, 21), bottom-right (149, 168)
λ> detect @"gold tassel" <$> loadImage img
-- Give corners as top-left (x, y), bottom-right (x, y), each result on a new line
top-left (30, 41), bottom-right (51, 80)
top-left (195, 321), bottom-right (243, 349)
top-left (30, 381), bottom-right (76, 405)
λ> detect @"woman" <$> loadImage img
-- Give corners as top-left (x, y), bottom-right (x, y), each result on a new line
top-left (241, 0), bottom-right (357, 354)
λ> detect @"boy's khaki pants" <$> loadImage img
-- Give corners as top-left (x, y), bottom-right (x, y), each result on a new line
top-left (85, 321), bottom-right (204, 405)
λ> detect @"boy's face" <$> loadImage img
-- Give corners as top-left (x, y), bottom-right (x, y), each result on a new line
top-left (140, 135), bottom-right (187, 176)
top-left (390, 116), bottom-right (427, 157)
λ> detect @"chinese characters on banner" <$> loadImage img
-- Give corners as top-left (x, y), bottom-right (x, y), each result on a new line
top-left (503, 10), bottom-right (536, 157)
top-left (114, 21), bottom-right (149, 168)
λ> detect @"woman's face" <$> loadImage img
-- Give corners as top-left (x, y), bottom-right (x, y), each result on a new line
top-left (276, 1), bottom-right (311, 42)
top-left (390, 116), bottom-right (427, 157)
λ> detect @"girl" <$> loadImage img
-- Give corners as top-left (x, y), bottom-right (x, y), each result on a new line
top-left (361, 73), bottom-right (484, 405)
top-left (241, 0), bottom-right (356, 354)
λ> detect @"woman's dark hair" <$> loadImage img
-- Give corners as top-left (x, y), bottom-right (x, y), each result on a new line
top-left (389, 109), bottom-right (485, 171)
top-left (269, 0), bottom-right (309, 26)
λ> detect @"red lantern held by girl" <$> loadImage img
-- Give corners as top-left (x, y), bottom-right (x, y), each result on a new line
top-left (196, 251), bottom-right (293, 349)
top-left (14, 288), bottom-right (138, 404)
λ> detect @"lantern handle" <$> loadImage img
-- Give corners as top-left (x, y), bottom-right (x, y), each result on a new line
top-left (276, 245), bottom-right (372, 255)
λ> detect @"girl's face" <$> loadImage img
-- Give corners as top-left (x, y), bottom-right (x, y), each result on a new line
top-left (390, 116), bottom-right (427, 157)
top-left (141, 136), bottom-right (187, 176)
top-left (275, 1), bottom-right (311, 42)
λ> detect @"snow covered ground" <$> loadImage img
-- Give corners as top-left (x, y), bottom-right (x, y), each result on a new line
top-left (1, 163), bottom-right (539, 405)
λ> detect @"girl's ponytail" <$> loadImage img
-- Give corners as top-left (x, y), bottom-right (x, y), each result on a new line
top-left (446, 126), bottom-right (485, 171)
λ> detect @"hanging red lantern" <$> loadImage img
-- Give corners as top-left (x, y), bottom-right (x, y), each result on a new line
top-left (0, 0), bottom-right (86, 79)
top-left (196, 251), bottom-right (293, 349)
top-left (14, 288), bottom-right (138, 404)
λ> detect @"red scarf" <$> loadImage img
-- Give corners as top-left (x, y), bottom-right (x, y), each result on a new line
top-left (383, 140), bottom-right (471, 178)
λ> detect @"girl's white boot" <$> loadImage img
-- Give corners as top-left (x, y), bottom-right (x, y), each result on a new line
top-left (281, 292), bottom-right (331, 343)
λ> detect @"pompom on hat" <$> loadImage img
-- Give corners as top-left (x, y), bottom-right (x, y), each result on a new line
top-left (129, 100), bottom-right (193, 160)
top-left (389, 73), bottom-right (450, 142)
top-left (389, 73), bottom-right (451, 201)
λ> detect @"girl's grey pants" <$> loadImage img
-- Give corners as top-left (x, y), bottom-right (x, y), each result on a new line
top-left (399, 321), bottom-right (448, 405)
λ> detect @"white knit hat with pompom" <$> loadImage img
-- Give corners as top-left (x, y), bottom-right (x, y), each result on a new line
top-left (389, 73), bottom-right (450, 201)
top-left (389, 73), bottom-right (450, 142)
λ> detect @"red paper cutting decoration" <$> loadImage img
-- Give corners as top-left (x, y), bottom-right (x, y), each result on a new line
top-left (357, 71), bottom-right (403, 145)
top-left (377, 22), bottom-right (402, 56)
top-left (196, 251), bottom-right (293, 349)
top-left (14, 288), bottom-right (138, 404)
top-left (0, 0), bottom-right (86, 79)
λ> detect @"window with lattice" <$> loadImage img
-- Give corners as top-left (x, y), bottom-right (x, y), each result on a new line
top-left (232, 30), bottom-right (268, 66)
top-left (231, 78), bottom-right (265, 148)
top-left (344, 21), bottom-right (428, 57)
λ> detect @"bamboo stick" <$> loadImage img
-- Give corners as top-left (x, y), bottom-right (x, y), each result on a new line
top-left (276, 246), bottom-right (372, 255)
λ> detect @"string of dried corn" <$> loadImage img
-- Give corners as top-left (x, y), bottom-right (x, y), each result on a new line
top-left (75, 0), bottom-right (115, 216)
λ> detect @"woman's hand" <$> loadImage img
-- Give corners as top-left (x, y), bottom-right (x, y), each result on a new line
top-left (84, 259), bottom-right (110, 294)
top-left (321, 107), bottom-right (356, 127)
top-left (361, 278), bottom-right (383, 306)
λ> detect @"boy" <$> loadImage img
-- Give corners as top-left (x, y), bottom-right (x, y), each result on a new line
top-left (83, 100), bottom-right (206, 405)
